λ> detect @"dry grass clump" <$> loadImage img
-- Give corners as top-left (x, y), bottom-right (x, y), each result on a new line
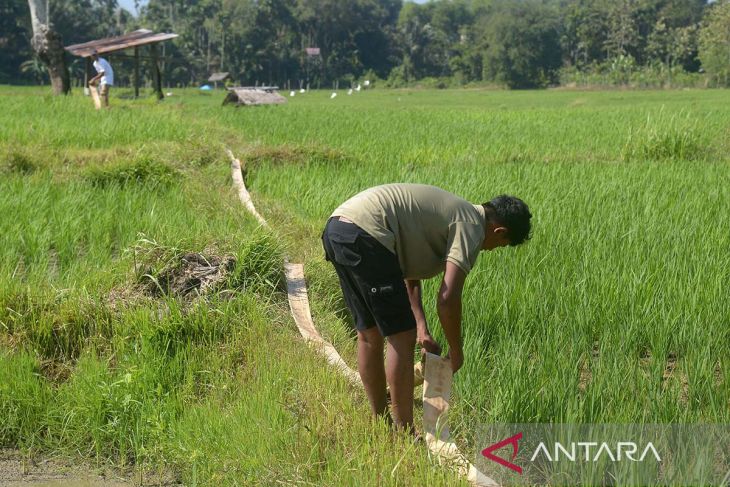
top-left (131, 235), bottom-right (283, 301)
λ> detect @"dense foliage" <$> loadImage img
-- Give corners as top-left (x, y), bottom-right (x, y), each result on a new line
top-left (2, 0), bottom-right (729, 88)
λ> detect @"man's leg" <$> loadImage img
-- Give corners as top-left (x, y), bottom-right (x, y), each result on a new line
top-left (101, 85), bottom-right (110, 108)
top-left (357, 327), bottom-right (388, 418)
top-left (386, 327), bottom-right (417, 430)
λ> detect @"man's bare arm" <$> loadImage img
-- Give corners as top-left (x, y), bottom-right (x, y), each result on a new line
top-left (89, 72), bottom-right (103, 85)
top-left (405, 279), bottom-right (441, 355)
top-left (437, 262), bottom-right (467, 372)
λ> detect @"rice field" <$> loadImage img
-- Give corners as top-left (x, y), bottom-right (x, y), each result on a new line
top-left (0, 85), bottom-right (728, 484)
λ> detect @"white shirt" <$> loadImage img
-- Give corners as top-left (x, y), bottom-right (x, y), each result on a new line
top-left (93, 58), bottom-right (114, 86)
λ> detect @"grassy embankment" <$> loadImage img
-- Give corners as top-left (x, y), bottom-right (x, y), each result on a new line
top-left (0, 88), bottom-right (467, 485)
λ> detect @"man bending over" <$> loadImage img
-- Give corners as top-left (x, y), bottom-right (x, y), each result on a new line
top-left (321, 184), bottom-right (531, 431)
top-left (88, 50), bottom-right (114, 108)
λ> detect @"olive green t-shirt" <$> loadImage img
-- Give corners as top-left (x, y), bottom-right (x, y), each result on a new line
top-left (331, 184), bottom-right (486, 279)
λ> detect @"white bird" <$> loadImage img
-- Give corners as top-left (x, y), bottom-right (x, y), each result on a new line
top-left (364, 80), bottom-right (370, 86)
top-left (290, 91), bottom-right (296, 97)
top-left (300, 88), bottom-right (306, 93)
top-left (331, 92), bottom-right (337, 99)
top-left (347, 88), bottom-right (353, 95)
top-left (356, 84), bottom-right (361, 92)
top-left (166, 92), bottom-right (173, 97)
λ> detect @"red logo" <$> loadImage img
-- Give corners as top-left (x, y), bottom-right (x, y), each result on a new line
top-left (482, 432), bottom-right (523, 474)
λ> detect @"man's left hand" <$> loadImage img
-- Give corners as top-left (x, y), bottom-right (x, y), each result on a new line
top-left (417, 334), bottom-right (442, 355)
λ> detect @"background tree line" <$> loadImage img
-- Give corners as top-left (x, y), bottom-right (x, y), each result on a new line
top-left (2, 0), bottom-right (730, 90)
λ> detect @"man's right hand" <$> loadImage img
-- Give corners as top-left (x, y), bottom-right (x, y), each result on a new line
top-left (417, 333), bottom-right (442, 355)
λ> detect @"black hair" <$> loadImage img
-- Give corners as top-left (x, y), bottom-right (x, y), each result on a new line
top-left (483, 195), bottom-right (532, 246)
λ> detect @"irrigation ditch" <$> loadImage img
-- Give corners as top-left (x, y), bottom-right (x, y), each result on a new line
top-left (226, 149), bottom-right (497, 486)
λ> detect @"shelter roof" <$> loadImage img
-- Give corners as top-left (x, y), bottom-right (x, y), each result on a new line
top-left (65, 29), bottom-right (178, 57)
top-left (208, 72), bottom-right (230, 82)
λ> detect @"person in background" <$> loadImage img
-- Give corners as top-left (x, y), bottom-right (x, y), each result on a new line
top-left (88, 50), bottom-right (114, 108)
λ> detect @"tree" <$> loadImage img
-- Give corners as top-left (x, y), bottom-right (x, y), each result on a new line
top-left (698, 0), bottom-right (730, 87)
top-left (0, 0), bottom-right (33, 84)
top-left (480, 0), bottom-right (563, 88)
top-left (397, 3), bottom-right (451, 79)
top-left (604, 0), bottom-right (639, 60)
top-left (646, 18), bottom-right (698, 70)
top-left (2, 0), bottom-right (713, 89)
top-left (27, 0), bottom-right (70, 94)
top-left (560, 0), bottom-right (611, 67)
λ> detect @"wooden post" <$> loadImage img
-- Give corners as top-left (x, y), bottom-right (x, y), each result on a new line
top-left (150, 43), bottom-right (163, 100)
top-left (84, 57), bottom-right (91, 93)
top-left (134, 46), bottom-right (140, 98)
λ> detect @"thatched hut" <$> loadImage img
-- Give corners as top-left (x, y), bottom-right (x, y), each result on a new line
top-left (223, 87), bottom-right (287, 106)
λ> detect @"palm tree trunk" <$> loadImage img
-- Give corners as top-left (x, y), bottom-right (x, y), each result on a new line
top-left (27, 0), bottom-right (70, 95)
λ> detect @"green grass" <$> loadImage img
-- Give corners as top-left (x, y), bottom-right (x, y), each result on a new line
top-left (0, 85), bottom-right (728, 484)
top-left (238, 89), bottom-right (729, 428)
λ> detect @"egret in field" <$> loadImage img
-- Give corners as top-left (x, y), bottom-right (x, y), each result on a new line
top-left (290, 91), bottom-right (296, 97)
top-left (331, 92), bottom-right (337, 99)
top-left (300, 88), bottom-right (305, 93)
top-left (364, 80), bottom-right (370, 87)
top-left (355, 84), bottom-right (361, 92)
top-left (348, 88), bottom-right (353, 95)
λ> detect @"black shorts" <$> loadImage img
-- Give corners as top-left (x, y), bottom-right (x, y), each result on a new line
top-left (322, 217), bottom-right (416, 337)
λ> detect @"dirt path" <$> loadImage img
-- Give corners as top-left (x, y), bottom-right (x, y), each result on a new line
top-left (0, 450), bottom-right (131, 487)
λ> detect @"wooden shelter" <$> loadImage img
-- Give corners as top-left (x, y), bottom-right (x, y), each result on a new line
top-left (208, 72), bottom-right (230, 89)
top-left (65, 29), bottom-right (178, 100)
top-left (223, 87), bottom-right (287, 107)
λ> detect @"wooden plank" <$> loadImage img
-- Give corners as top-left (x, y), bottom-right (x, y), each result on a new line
top-left (422, 352), bottom-right (499, 487)
top-left (227, 150), bottom-right (269, 227)
top-left (285, 262), bottom-right (362, 385)
top-left (227, 148), bottom-right (496, 486)
top-left (227, 148), bottom-right (359, 384)
top-left (89, 84), bottom-right (102, 110)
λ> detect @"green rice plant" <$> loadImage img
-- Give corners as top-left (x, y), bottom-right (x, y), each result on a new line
top-left (227, 232), bottom-right (284, 294)
top-left (0, 351), bottom-right (51, 448)
top-left (83, 156), bottom-right (180, 189)
top-left (242, 144), bottom-right (352, 168)
top-left (0, 86), bottom-right (728, 484)
top-left (1, 148), bottom-right (39, 174)
top-left (622, 110), bottom-right (711, 162)
top-left (19, 293), bottom-right (112, 361)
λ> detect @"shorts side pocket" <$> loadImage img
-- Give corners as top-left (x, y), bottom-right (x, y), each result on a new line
top-left (326, 231), bottom-right (362, 267)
